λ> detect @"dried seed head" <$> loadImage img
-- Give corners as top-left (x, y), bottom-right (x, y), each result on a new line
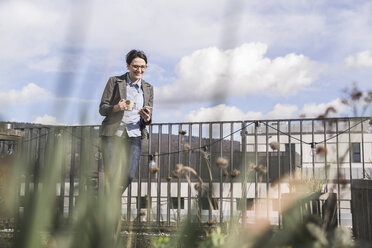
top-left (351, 87), bottom-right (363, 101)
top-left (337, 172), bottom-right (348, 189)
top-left (150, 167), bottom-right (159, 174)
top-left (324, 106), bottom-right (337, 116)
top-left (181, 166), bottom-right (197, 176)
top-left (194, 183), bottom-right (201, 191)
top-left (139, 210), bottom-right (146, 216)
top-left (269, 141), bottom-right (280, 151)
top-left (184, 143), bottom-right (190, 150)
top-left (172, 164), bottom-right (183, 178)
top-left (256, 165), bottom-right (267, 174)
top-left (207, 220), bottom-right (216, 226)
top-left (216, 157), bottom-right (229, 169)
top-left (167, 177), bottom-right (173, 182)
top-left (202, 151), bottom-right (209, 160)
top-left (173, 164), bottom-right (184, 177)
top-left (172, 170), bottom-right (179, 178)
top-left (249, 163), bottom-right (257, 169)
top-left (316, 145), bottom-right (328, 156)
top-left (176, 163), bottom-right (184, 171)
top-left (230, 169), bottom-right (240, 178)
top-left (179, 130), bottom-right (187, 135)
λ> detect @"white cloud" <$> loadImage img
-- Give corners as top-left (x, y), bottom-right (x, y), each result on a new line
top-left (299, 98), bottom-right (350, 118)
top-left (0, 83), bottom-right (52, 107)
top-left (0, 2), bottom-right (62, 65)
top-left (345, 50), bottom-right (372, 69)
top-left (185, 104), bottom-right (262, 122)
top-left (265, 104), bottom-right (299, 120)
top-left (27, 54), bottom-right (87, 73)
top-left (0, 83), bottom-right (95, 110)
top-left (32, 114), bottom-right (64, 125)
top-left (185, 98), bottom-right (351, 122)
top-left (1, 1), bottom-right (371, 78)
top-left (184, 103), bottom-right (298, 122)
top-left (156, 43), bottom-right (322, 107)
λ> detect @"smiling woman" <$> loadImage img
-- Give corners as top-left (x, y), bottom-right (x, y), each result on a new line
top-left (98, 48), bottom-right (154, 201)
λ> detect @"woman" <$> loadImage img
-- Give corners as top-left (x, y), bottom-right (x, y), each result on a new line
top-left (99, 49), bottom-right (153, 192)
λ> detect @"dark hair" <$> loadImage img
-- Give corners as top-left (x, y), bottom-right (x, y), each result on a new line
top-left (126, 50), bottom-right (148, 65)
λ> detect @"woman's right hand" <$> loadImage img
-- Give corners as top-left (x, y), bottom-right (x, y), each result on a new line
top-left (114, 99), bottom-right (127, 112)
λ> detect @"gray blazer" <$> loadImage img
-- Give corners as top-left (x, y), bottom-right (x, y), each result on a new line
top-left (99, 73), bottom-right (153, 138)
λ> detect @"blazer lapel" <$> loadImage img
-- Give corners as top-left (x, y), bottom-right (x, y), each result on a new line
top-left (117, 73), bottom-right (127, 100)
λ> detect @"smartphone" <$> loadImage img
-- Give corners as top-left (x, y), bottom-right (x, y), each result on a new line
top-left (143, 106), bottom-right (152, 113)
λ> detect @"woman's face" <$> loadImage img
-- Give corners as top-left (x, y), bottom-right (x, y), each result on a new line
top-left (127, 57), bottom-right (147, 82)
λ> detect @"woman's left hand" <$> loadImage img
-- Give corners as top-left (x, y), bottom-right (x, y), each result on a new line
top-left (138, 107), bottom-right (151, 122)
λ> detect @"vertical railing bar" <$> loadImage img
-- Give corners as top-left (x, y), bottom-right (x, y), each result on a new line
top-left (209, 123), bottom-right (213, 221)
top-left (230, 122), bottom-right (234, 223)
top-left (124, 129), bottom-right (132, 222)
top-left (87, 127), bottom-right (93, 197)
top-left (199, 124), bottom-right (203, 222)
top-left (336, 120), bottom-right (341, 226)
top-left (312, 120), bottom-right (315, 177)
top-left (324, 120), bottom-right (328, 192)
top-left (198, 124), bottom-right (202, 177)
top-left (167, 124), bottom-right (171, 226)
top-left (288, 121), bottom-right (292, 182)
top-left (59, 128), bottom-right (67, 219)
top-left (241, 121), bottom-right (247, 226)
top-left (89, 127), bottom-right (94, 183)
top-left (265, 122), bottom-right (269, 220)
top-left (137, 129), bottom-right (143, 224)
top-left (42, 128), bottom-right (49, 196)
top-left (254, 122), bottom-right (258, 221)
top-left (17, 128), bottom-right (27, 223)
top-left (219, 123), bottom-right (223, 224)
top-left (97, 129), bottom-right (104, 211)
top-left (348, 119), bottom-right (353, 184)
top-left (177, 124), bottom-right (181, 224)
top-left (157, 124), bottom-right (162, 226)
top-left (277, 121), bottom-right (281, 228)
top-left (361, 119), bottom-right (365, 178)
top-left (79, 127), bottom-right (88, 218)
top-left (24, 128), bottom-right (32, 204)
top-left (68, 127), bottom-right (76, 219)
top-left (78, 127), bottom-right (85, 207)
top-left (127, 178), bottom-right (132, 223)
top-left (34, 128), bottom-right (41, 193)
top-left (147, 125), bottom-right (153, 224)
top-left (136, 137), bottom-right (142, 224)
top-left (187, 124), bottom-right (192, 219)
top-left (348, 118), bottom-right (353, 229)
top-left (300, 121), bottom-right (303, 180)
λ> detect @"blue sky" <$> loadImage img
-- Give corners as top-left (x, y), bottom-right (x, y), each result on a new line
top-left (1, 0), bottom-right (372, 125)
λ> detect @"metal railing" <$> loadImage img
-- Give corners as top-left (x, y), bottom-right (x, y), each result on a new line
top-left (1, 117), bottom-right (371, 229)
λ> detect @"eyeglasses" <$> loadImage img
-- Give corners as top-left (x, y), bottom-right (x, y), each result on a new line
top-left (131, 65), bottom-right (147, 70)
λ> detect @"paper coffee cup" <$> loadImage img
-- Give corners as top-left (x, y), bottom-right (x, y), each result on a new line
top-left (125, 100), bottom-right (134, 111)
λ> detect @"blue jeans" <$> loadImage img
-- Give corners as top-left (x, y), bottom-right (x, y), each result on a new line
top-left (101, 136), bottom-right (142, 191)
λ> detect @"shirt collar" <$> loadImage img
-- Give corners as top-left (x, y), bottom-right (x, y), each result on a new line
top-left (126, 73), bottom-right (142, 88)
